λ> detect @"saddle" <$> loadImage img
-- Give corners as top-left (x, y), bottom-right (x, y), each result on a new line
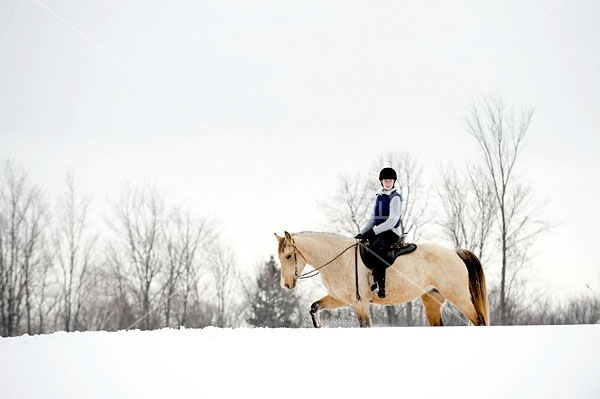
top-left (359, 241), bottom-right (417, 270)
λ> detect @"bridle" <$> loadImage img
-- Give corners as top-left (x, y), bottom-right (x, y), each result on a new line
top-left (288, 243), bottom-right (308, 281)
top-left (288, 240), bottom-right (362, 301)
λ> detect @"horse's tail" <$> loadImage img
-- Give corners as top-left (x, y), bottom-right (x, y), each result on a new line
top-left (456, 249), bottom-right (489, 326)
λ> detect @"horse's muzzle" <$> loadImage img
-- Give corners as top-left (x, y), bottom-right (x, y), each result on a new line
top-left (281, 277), bottom-right (297, 290)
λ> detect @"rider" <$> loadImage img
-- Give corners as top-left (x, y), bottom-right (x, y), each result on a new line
top-left (354, 167), bottom-right (402, 298)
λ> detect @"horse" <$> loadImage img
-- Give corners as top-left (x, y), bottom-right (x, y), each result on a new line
top-left (274, 231), bottom-right (489, 327)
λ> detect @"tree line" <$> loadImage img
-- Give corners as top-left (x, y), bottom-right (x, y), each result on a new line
top-left (2, 93), bottom-right (598, 335)
top-left (0, 162), bottom-right (263, 336)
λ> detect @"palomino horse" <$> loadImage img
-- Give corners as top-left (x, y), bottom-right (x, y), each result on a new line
top-left (275, 231), bottom-right (489, 327)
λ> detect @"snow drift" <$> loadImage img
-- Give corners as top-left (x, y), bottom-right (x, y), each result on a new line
top-left (1, 325), bottom-right (598, 398)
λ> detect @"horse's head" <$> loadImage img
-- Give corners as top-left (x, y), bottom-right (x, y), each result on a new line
top-left (274, 231), bottom-right (307, 290)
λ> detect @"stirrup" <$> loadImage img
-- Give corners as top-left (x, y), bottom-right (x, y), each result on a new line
top-left (371, 282), bottom-right (379, 294)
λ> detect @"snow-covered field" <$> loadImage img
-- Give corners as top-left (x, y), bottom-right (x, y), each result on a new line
top-left (1, 325), bottom-right (598, 399)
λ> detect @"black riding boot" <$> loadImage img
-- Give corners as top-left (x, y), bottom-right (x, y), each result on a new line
top-left (372, 267), bottom-right (386, 298)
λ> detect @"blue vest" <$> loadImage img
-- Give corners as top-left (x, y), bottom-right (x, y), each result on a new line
top-left (373, 190), bottom-right (401, 228)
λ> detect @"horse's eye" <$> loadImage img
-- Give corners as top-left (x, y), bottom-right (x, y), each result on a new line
top-left (285, 254), bottom-right (293, 260)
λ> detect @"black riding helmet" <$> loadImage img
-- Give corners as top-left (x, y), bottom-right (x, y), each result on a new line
top-left (379, 167), bottom-right (397, 181)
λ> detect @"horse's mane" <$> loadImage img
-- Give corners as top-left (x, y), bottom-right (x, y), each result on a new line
top-left (278, 231), bottom-right (352, 255)
top-left (294, 231), bottom-right (350, 239)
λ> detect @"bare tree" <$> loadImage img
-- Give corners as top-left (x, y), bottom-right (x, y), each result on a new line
top-left (465, 93), bottom-right (546, 324)
top-left (0, 160), bottom-right (46, 336)
top-left (206, 242), bottom-right (239, 327)
top-left (161, 212), bottom-right (184, 328)
top-left (111, 183), bottom-right (166, 330)
top-left (91, 247), bottom-right (137, 331)
top-left (467, 166), bottom-right (497, 262)
top-left (33, 245), bottom-right (59, 334)
top-left (161, 206), bottom-right (212, 327)
top-left (52, 171), bottom-right (97, 331)
top-left (319, 172), bottom-right (372, 236)
top-left (437, 164), bottom-right (496, 263)
top-left (178, 217), bottom-right (213, 328)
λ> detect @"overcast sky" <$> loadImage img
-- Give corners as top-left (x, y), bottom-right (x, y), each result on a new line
top-left (1, 0), bottom-right (599, 297)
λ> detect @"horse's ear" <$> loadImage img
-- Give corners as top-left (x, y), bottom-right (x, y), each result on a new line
top-left (284, 231), bottom-right (292, 242)
top-left (274, 233), bottom-right (283, 242)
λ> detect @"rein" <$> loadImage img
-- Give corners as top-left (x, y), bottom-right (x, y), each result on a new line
top-left (295, 240), bottom-right (362, 302)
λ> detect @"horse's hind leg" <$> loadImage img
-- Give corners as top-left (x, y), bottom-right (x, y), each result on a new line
top-left (451, 295), bottom-right (483, 326)
top-left (442, 288), bottom-right (482, 326)
top-left (310, 295), bottom-right (348, 328)
top-left (421, 289), bottom-right (446, 326)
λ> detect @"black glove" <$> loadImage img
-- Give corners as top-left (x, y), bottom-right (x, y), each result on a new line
top-left (362, 229), bottom-right (376, 242)
top-left (354, 233), bottom-right (363, 240)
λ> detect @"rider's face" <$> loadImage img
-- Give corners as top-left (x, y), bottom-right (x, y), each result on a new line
top-left (381, 179), bottom-right (395, 190)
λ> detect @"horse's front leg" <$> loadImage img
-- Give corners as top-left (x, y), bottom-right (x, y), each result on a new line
top-left (353, 302), bottom-right (372, 328)
top-left (310, 295), bottom-right (348, 328)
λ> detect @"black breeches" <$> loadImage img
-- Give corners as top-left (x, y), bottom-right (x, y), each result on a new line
top-left (367, 231), bottom-right (400, 270)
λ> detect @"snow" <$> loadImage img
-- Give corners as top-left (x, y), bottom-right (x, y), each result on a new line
top-left (1, 325), bottom-right (599, 399)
